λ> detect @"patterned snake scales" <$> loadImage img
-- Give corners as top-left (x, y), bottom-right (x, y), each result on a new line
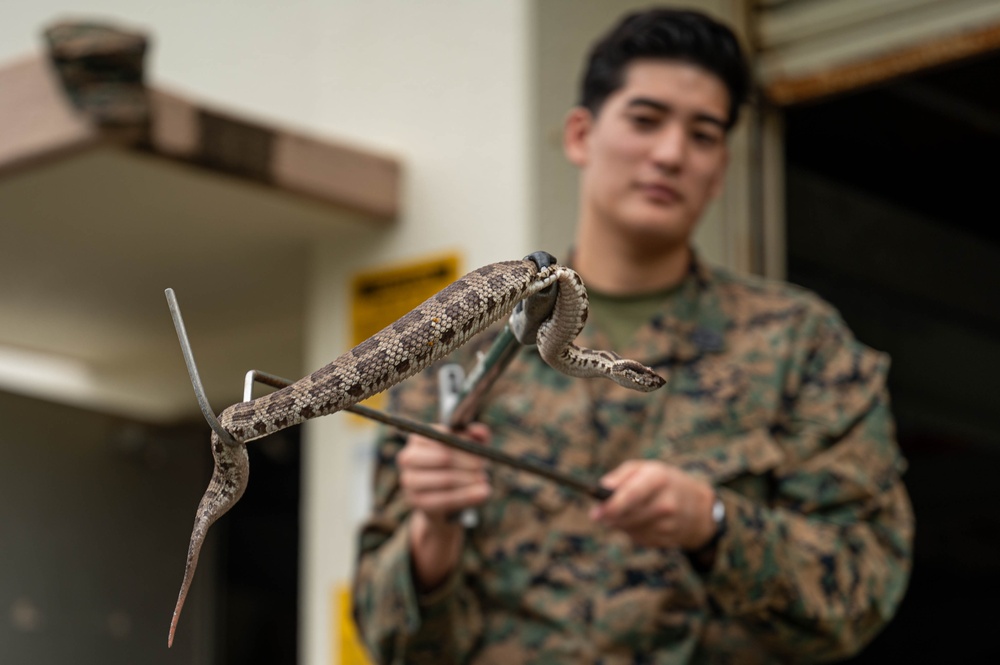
top-left (168, 259), bottom-right (665, 646)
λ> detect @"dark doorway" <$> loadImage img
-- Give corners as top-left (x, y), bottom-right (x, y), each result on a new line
top-left (217, 429), bottom-right (301, 665)
top-left (785, 51), bottom-right (1000, 661)
top-left (0, 391), bottom-right (299, 664)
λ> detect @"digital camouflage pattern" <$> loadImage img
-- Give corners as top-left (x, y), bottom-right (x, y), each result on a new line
top-left (352, 256), bottom-right (914, 664)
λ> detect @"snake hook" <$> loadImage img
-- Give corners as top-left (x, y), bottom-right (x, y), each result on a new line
top-left (164, 288), bottom-right (239, 448)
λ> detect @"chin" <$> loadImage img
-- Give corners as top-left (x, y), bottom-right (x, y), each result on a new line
top-left (619, 223), bottom-right (689, 254)
top-left (616, 209), bottom-right (691, 241)
top-left (621, 201), bottom-right (690, 229)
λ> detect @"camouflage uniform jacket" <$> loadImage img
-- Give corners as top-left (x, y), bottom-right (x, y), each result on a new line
top-left (352, 257), bottom-right (914, 664)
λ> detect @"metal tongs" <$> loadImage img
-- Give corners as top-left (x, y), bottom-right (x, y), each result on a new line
top-left (166, 251), bottom-right (611, 502)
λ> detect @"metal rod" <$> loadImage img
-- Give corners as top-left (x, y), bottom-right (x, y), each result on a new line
top-left (165, 288), bottom-right (238, 447)
top-left (447, 253), bottom-right (558, 429)
top-left (244, 369), bottom-right (611, 501)
top-left (447, 325), bottom-right (523, 428)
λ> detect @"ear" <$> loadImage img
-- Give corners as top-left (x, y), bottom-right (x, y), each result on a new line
top-left (563, 107), bottom-right (593, 167)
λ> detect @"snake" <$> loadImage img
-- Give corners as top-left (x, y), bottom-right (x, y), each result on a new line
top-left (167, 258), bottom-right (665, 647)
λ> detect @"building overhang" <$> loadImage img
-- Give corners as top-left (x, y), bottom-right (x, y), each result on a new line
top-left (0, 24), bottom-right (402, 420)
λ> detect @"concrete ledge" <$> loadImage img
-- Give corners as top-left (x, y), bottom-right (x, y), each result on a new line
top-left (0, 52), bottom-right (402, 219)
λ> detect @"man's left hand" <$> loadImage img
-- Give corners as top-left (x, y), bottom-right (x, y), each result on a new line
top-left (590, 460), bottom-right (718, 550)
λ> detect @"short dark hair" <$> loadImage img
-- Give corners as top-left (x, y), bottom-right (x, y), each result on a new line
top-left (579, 7), bottom-right (751, 130)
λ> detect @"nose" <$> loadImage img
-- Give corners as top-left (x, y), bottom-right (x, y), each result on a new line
top-left (649, 124), bottom-right (685, 172)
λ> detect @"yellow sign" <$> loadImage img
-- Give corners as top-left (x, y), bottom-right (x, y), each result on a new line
top-left (335, 584), bottom-right (371, 665)
top-left (350, 253), bottom-right (461, 413)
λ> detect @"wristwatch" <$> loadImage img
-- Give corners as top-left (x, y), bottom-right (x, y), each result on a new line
top-left (711, 494), bottom-right (726, 538)
top-left (687, 492), bottom-right (726, 568)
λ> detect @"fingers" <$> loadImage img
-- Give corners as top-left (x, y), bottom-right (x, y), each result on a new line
top-left (401, 463), bottom-right (491, 514)
top-left (460, 421), bottom-right (492, 445)
top-left (404, 478), bottom-right (491, 516)
top-left (590, 461), bottom-right (666, 524)
top-left (589, 461), bottom-right (715, 550)
top-left (398, 435), bottom-right (486, 472)
top-left (598, 459), bottom-right (643, 490)
top-left (401, 467), bottom-right (487, 493)
top-left (397, 424), bottom-right (493, 521)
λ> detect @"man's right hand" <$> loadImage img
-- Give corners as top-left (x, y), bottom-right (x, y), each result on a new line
top-left (397, 423), bottom-right (492, 590)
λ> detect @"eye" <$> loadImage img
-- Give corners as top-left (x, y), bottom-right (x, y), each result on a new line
top-left (692, 129), bottom-right (722, 147)
top-left (627, 114), bottom-right (661, 131)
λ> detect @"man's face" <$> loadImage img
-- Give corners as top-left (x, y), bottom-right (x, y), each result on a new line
top-left (565, 59), bottom-right (731, 250)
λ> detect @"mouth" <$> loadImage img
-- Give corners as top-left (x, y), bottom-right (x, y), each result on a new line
top-left (635, 182), bottom-right (682, 204)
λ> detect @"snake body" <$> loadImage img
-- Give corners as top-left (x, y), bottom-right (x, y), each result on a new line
top-left (168, 259), bottom-right (665, 646)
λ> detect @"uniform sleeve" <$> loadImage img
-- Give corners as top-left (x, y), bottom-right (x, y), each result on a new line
top-left (702, 306), bottom-right (914, 662)
top-left (350, 369), bottom-right (484, 665)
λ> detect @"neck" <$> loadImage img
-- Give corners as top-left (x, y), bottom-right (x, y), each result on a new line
top-left (572, 219), bottom-right (693, 296)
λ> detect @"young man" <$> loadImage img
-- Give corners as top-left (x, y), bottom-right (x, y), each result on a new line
top-left (353, 8), bottom-right (913, 664)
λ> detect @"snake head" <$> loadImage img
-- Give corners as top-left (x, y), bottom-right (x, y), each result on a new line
top-left (610, 359), bottom-right (666, 392)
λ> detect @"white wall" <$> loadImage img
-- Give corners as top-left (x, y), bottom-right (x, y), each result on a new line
top-left (297, 5), bottom-right (533, 665)
top-left (5, 3), bottom-right (532, 664)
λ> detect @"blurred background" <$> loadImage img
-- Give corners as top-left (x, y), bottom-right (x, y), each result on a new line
top-left (1, 1), bottom-right (999, 663)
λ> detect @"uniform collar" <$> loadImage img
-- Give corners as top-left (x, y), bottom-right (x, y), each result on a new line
top-left (573, 249), bottom-right (728, 366)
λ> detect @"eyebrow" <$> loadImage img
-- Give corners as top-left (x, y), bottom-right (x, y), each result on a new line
top-left (625, 97), bottom-right (728, 130)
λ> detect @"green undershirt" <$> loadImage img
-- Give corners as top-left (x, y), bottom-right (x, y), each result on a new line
top-left (587, 283), bottom-right (682, 351)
